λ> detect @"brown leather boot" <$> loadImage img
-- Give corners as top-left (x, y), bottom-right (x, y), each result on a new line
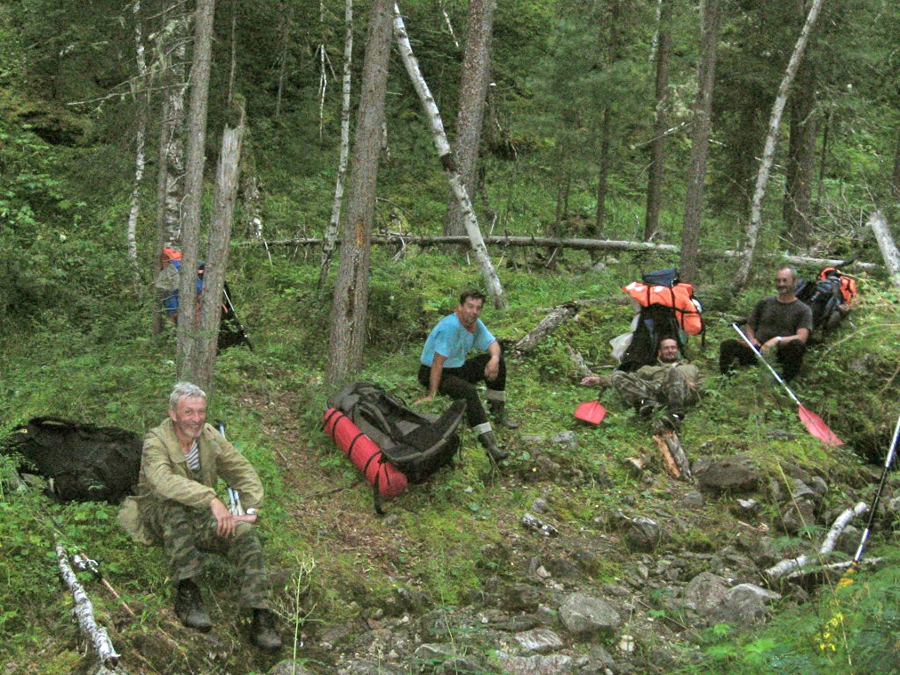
top-left (489, 401), bottom-right (521, 429)
top-left (251, 608), bottom-right (282, 650)
top-left (175, 579), bottom-right (212, 632)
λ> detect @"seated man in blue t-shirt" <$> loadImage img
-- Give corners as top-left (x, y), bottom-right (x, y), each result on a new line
top-left (416, 289), bottom-right (518, 463)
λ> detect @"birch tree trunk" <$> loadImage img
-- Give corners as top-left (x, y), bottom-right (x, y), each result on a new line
top-left (733, 0), bottom-right (826, 291)
top-left (177, 0), bottom-right (215, 383)
top-left (393, 2), bottom-right (507, 309)
top-left (325, 0), bottom-right (394, 387)
top-left (127, 0), bottom-right (148, 282)
top-left (679, 0), bottom-right (721, 284)
top-left (444, 0), bottom-right (495, 240)
top-left (644, 0), bottom-right (671, 242)
top-left (869, 211), bottom-right (900, 290)
top-left (193, 103), bottom-right (246, 395)
top-left (319, 0), bottom-right (354, 294)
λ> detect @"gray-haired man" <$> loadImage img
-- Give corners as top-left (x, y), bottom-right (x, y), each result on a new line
top-left (118, 382), bottom-right (281, 650)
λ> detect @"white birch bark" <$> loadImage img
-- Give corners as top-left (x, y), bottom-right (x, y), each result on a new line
top-left (764, 501), bottom-right (867, 579)
top-left (392, 3), bottom-right (506, 309)
top-left (127, 0), bottom-right (147, 269)
top-left (56, 544), bottom-right (121, 665)
top-left (319, 0), bottom-right (354, 293)
top-left (733, 0), bottom-right (827, 290)
top-left (869, 211), bottom-right (900, 290)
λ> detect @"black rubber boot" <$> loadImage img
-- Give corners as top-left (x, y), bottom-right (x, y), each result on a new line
top-left (175, 579), bottom-right (213, 632)
top-left (251, 608), bottom-right (282, 650)
top-left (478, 431), bottom-right (509, 462)
top-left (489, 401), bottom-right (520, 429)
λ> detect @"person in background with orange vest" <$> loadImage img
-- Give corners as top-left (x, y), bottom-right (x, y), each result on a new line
top-left (582, 337), bottom-right (700, 429)
top-left (719, 265), bottom-right (813, 382)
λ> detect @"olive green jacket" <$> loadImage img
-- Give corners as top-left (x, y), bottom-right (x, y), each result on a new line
top-left (118, 419), bottom-right (264, 544)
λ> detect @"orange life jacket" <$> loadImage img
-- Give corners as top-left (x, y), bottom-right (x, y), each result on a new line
top-left (818, 267), bottom-right (857, 304)
top-left (623, 281), bottom-right (703, 335)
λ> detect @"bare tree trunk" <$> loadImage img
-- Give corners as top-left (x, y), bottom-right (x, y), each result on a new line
top-left (152, 2), bottom-right (189, 337)
top-left (444, 0), bottom-right (495, 241)
top-left (325, 0), bottom-right (394, 387)
top-left (870, 211), bottom-right (900, 290)
top-left (177, 0), bottom-right (216, 383)
top-left (733, 0), bottom-right (826, 291)
top-left (783, 58), bottom-right (817, 247)
top-left (892, 123), bottom-right (900, 201)
top-left (194, 103), bottom-right (246, 395)
top-left (679, 0), bottom-right (721, 284)
top-left (393, 2), bottom-right (507, 309)
top-left (127, 0), bottom-right (148, 284)
top-left (275, 0), bottom-right (293, 120)
top-left (595, 0), bottom-right (621, 239)
top-left (319, 0), bottom-right (354, 294)
top-left (644, 0), bottom-right (671, 242)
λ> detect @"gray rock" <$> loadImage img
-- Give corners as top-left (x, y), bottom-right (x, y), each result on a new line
top-left (558, 592), bottom-right (622, 638)
top-left (780, 498), bottom-right (817, 534)
top-left (709, 583), bottom-right (781, 627)
top-left (550, 430), bottom-right (577, 450)
top-left (682, 572), bottom-right (729, 616)
top-left (625, 517), bottom-right (661, 552)
top-left (515, 627), bottom-right (564, 653)
top-left (695, 458), bottom-right (759, 493)
top-left (269, 661), bottom-right (314, 675)
top-left (495, 652), bottom-right (574, 675)
top-left (414, 643), bottom-right (456, 660)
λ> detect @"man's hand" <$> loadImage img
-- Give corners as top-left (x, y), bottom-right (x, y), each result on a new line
top-left (210, 497), bottom-right (236, 538)
top-left (484, 356), bottom-right (500, 381)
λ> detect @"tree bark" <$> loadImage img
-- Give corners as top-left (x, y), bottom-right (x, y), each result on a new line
top-left (325, 0), bottom-right (393, 388)
top-left (56, 544), bottom-right (121, 666)
top-left (319, 0), bottom-right (354, 294)
top-left (644, 0), bottom-right (672, 242)
top-left (235, 234), bottom-right (877, 270)
top-left (444, 0), bottom-right (495, 242)
top-left (127, 0), bottom-right (148, 281)
top-left (595, 0), bottom-right (621, 239)
top-left (783, 58), bottom-right (817, 247)
top-left (892, 122), bottom-right (900, 201)
top-left (151, 1), bottom-right (189, 337)
top-left (733, 0), bottom-right (827, 291)
top-left (869, 211), bottom-right (900, 290)
top-left (679, 0), bottom-right (721, 284)
top-left (177, 0), bottom-right (215, 383)
top-left (193, 103), bottom-right (246, 395)
top-left (393, 2), bottom-right (507, 309)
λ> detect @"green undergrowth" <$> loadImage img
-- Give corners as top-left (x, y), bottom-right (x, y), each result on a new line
top-left (1, 249), bottom-right (899, 673)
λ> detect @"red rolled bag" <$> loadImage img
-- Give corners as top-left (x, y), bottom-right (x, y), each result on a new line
top-left (323, 408), bottom-right (408, 498)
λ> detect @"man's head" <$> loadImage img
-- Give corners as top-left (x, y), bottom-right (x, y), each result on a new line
top-left (775, 265), bottom-right (798, 299)
top-left (457, 289), bottom-right (486, 328)
top-left (168, 382), bottom-right (208, 443)
top-left (657, 337), bottom-right (680, 363)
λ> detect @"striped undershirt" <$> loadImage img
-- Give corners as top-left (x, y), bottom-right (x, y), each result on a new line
top-left (185, 440), bottom-right (200, 473)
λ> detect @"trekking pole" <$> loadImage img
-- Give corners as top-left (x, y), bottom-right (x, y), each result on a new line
top-left (72, 551), bottom-right (137, 616)
top-left (842, 411), bottom-right (900, 583)
top-left (732, 323), bottom-right (843, 446)
top-left (217, 421), bottom-right (247, 518)
top-left (222, 286), bottom-right (254, 351)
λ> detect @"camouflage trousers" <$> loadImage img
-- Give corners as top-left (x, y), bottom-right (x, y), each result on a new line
top-left (143, 500), bottom-right (271, 610)
top-left (610, 368), bottom-right (699, 413)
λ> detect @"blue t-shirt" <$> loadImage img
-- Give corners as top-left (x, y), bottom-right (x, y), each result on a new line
top-left (420, 313), bottom-right (496, 368)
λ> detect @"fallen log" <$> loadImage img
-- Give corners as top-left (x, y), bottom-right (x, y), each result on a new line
top-left (56, 543), bottom-right (121, 666)
top-left (869, 211), bottom-right (900, 290)
top-left (233, 234), bottom-right (878, 271)
top-left (512, 301), bottom-right (580, 356)
top-left (764, 501), bottom-right (868, 580)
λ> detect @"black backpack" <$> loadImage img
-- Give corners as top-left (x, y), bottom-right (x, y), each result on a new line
top-left (326, 383), bottom-right (465, 510)
top-left (794, 265), bottom-right (857, 338)
top-left (618, 303), bottom-right (684, 372)
top-left (0, 417), bottom-right (142, 503)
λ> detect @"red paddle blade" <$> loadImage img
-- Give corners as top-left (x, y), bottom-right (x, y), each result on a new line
top-left (575, 400), bottom-right (606, 425)
top-left (798, 404), bottom-right (843, 446)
